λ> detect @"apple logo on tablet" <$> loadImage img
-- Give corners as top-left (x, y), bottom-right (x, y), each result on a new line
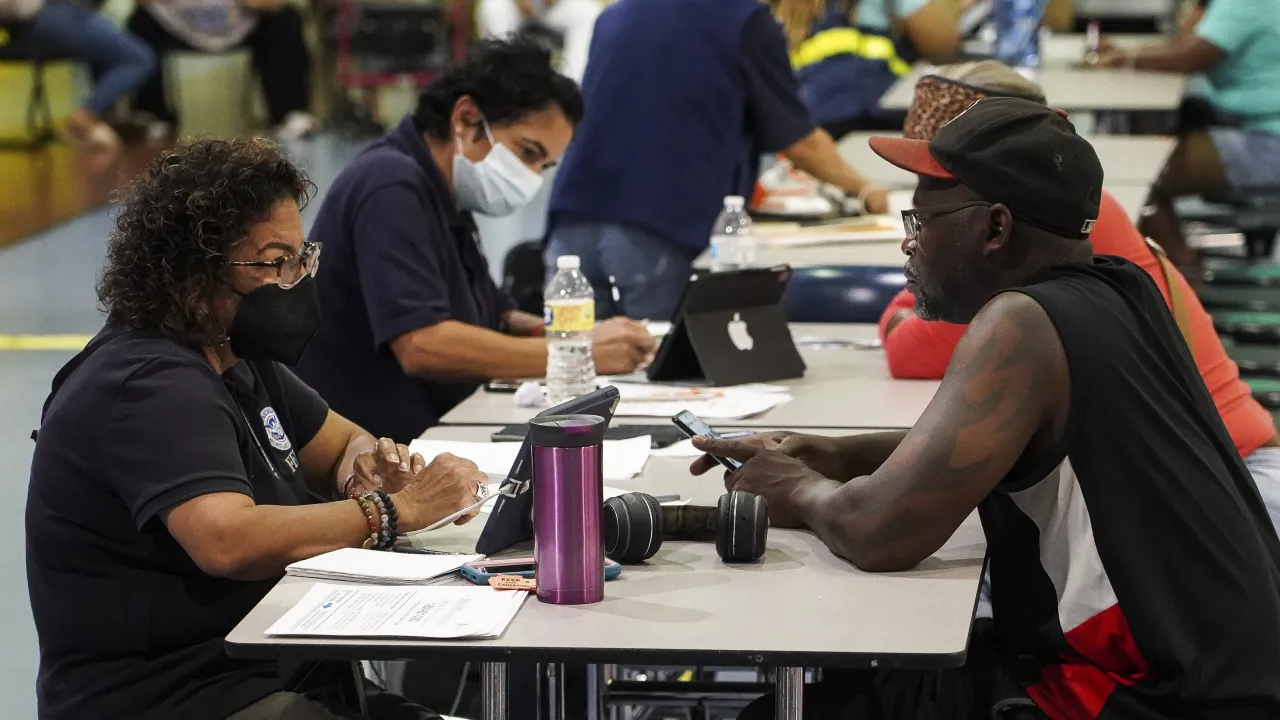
top-left (727, 313), bottom-right (754, 351)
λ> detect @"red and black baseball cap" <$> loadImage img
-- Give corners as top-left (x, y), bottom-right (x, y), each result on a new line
top-left (870, 96), bottom-right (1103, 238)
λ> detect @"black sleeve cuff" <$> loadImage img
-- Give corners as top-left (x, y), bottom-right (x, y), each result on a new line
top-left (133, 476), bottom-right (254, 531)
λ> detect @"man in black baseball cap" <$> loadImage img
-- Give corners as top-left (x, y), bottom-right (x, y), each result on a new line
top-left (868, 95), bottom-right (1103, 324)
top-left (695, 96), bottom-right (1280, 719)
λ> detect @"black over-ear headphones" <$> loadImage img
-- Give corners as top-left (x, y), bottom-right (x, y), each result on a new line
top-left (602, 491), bottom-right (768, 564)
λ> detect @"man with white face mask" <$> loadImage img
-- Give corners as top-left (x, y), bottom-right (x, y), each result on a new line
top-left (297, 36), bottom-right (656, 443)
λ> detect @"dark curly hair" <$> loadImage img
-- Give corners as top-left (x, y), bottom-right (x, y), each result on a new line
top-left (412, 34), bottom-right (585, 140)
top-left (97, 137), bottom-right (314, 346)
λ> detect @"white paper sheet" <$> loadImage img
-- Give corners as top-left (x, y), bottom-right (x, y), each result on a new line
top-left (408, 435), bottom-right (653, 481)
top-left (267, 583), bottom-right (526, 640)
top-left (617, 393), bottom-right (790, 420)
top-left (605, 382), bottom-right (790, 419)
top-left (609, 382), bottom-right (788, 401)
top-left (286, 548), bottom-right (481, 585)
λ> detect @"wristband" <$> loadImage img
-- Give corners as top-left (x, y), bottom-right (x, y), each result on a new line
top-left (362, 489), bottom-right (399, 549)
top-left (342, 472), bottom-right (358, 499)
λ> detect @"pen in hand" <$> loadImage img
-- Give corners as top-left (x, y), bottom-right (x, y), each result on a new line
top-left (609, 275), bottom-right (628, 318)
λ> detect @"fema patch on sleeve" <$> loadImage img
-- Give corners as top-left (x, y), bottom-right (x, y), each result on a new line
top-left (260, 407), bottom-right (292, 451)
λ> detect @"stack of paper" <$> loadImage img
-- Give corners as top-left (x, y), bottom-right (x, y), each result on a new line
top-left (267, 583), bottom-right (526, 640)
top-left (286, 548), bottom-right (480, 585)
top-left (609, 382), bottom-right (791, 420)
top-left (408, 435), bottom-right (653, 481)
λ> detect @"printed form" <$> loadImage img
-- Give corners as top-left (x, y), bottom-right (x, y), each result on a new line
top-left (268, 583), bottom-right (527, 640)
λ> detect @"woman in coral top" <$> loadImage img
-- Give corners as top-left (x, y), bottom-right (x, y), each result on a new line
top-left (880, 62), bottom-right (1280, 528)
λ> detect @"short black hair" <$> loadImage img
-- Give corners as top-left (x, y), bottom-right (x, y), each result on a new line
top-left (98, 138), bottom-right (314, 346)
top-left (412, 34), bottom-right (584, 140)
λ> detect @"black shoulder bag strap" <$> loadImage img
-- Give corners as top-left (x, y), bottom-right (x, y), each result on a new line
top-left (31, 329), bottom-right (144, 441)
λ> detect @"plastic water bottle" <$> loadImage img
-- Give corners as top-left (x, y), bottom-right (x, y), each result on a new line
top-left (993, 0), bottom-right (1046, 71)
top-left (708, 195), bottom-right (756, 271)
top-left (544, 255), bottom-right (596, 405)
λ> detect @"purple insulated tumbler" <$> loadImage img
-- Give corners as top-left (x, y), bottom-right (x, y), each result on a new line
top-left (530, 414), bottom-right (606, 605)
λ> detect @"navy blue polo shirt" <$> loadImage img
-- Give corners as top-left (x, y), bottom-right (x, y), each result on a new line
top-left (549, 0), bottom-right (814, 252)
top-left (296, 117), bottom-right (514, 442)
top-left (28, 326), bottom-right (329, 720)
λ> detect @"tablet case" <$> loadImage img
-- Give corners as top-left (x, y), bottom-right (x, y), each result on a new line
top-left (474, 385), bottom-right (621, 555)
top-left (647, 266), bottom-right (806, 386)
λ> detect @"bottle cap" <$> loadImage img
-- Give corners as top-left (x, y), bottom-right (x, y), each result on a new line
top-left (556, 255), bottom-right (581, 270)
top-left (724, 195), bottom-right (745, 207)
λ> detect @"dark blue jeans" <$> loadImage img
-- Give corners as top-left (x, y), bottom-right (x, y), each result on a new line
top-left (545, 219), bottom-right (699, 321)
top-left (27, 0), bottom-right (155, 117)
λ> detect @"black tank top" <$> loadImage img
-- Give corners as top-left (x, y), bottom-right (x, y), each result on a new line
top-left (981, 256), bottom-right (1280, 718)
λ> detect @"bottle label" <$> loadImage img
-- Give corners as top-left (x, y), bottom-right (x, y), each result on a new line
top-left (545, 301), bottom-right (595, 333)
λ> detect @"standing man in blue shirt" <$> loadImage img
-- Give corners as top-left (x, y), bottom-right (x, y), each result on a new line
top-left (545, 0), bottom-right (894, 321)
top-left (297, 37), bottom-right (655, 443)
top-left (1092, 0), bottom-right (1280, 269)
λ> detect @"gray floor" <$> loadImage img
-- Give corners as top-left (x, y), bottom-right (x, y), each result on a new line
top-left (0, 133), bottom-right (546, 719)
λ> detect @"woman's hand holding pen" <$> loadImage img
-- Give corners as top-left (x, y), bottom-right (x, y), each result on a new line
top-left (592, 317), bottom-right (657, 375)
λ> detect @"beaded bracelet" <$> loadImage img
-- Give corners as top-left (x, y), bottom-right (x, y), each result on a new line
top-left (355, 496), bottom-right (381, 550)
top-left (357, 489), bottom-right (399, 550)
top-left (371, 489), bottom-right (399, 548)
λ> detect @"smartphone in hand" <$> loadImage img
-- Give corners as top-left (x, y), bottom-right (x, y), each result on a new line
top-left (671, 409), bottom-right (743, 471)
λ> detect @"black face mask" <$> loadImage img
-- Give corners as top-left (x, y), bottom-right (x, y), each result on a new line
top-left (228, 275), bottom-right (321, 365)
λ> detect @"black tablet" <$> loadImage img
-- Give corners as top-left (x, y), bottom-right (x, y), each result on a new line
top-left (647, 266), bottom-right (805, 386)
top-left (474, 385), bottom-right (622, 555)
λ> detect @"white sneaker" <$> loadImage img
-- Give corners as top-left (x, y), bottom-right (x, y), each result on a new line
top-left (275, 111), bottom-right (317, 142)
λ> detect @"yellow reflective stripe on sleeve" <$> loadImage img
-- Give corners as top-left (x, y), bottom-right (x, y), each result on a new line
top-left (0, 334), bottom-right (92, 351)
top-left (790, 27), bottom-right (912, 77)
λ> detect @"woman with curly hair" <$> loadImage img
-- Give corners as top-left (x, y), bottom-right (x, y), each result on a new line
top-left (26, 137), bottom-right (487, 720)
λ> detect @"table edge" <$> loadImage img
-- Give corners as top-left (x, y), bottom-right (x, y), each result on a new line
top-left (224, 638), bottom-right (972, 670)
